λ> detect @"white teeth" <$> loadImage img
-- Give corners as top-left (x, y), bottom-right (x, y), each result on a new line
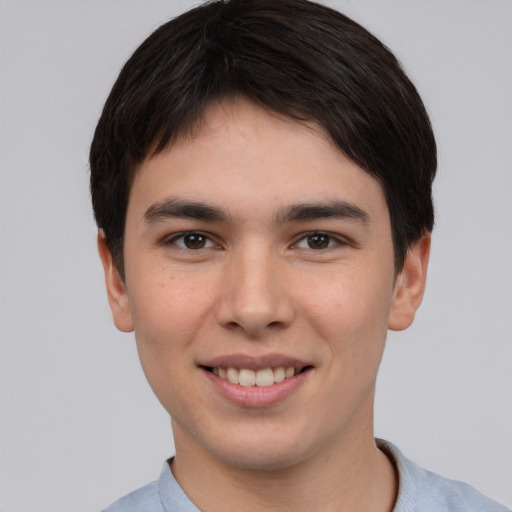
top-left (227, 367), bottom-right (239, 384)
top-left (255, 368), bottom-right (274, 387)
top-left (239, 369), bottom-right (256, 386)
top-left (273, 367), bottom-right (285, 383)
top-left (213, 366), bottom-right (300, 386)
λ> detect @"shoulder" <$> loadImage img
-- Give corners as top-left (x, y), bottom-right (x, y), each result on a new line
top-left (377, 440), bottom-right (510, 512)
top-left (415, 467), bottom-right (509, 511)
top-left (102, 480), bottom-right (161, 512)
top-left (101, 459), bottom-right (199, 512)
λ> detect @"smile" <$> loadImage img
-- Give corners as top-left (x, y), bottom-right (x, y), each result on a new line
top-left (209, 366), bottom-right (299, 387)
top-left (201, 359), bottom-right (313, 407)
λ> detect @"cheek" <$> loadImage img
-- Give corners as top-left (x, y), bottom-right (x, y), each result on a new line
top-left (299, 265), bottom-right (394, 395)
top-left (126, 268), bottom-right (216, 376)
top-left (300, 266), bottom-right (394, 339)
top-left (127, 274), bottom-right (212, 413)
top-left (129, 264), bottom-right (212, 331)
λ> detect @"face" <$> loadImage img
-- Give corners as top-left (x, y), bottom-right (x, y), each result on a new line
top-left (100, 98), bottom-right (429, 471)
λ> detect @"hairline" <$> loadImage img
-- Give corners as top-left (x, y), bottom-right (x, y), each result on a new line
top-left (112, 95), bottom-right (412, 280)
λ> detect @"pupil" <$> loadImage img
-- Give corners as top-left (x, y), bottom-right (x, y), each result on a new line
top-left (308, 234), bottom-right (329, 249)
top-left (184, 233), bottom-right (205, 249)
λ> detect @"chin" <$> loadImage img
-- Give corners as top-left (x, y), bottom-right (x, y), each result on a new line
top-left (205, 430), bottom-right (312, 472)
top-left (218, 448), bottom-right (303, 472)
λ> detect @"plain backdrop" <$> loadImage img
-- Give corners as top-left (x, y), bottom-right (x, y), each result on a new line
top-left (1, 1), bottom-right (511, 511)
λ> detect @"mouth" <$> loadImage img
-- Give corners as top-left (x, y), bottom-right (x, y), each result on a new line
top-left (202, 365), bottom-right (313, 387)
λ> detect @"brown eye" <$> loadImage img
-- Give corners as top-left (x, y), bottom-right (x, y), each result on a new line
top-left (307, 233), bottom-right (331, 249)
top-left (183, 233), bottom-right (207, 249)
top-left (169, 232), bottom-right (216, 250)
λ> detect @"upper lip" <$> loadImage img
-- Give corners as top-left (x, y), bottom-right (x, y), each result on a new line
top-left (199, 353), bottom-right (312, 371)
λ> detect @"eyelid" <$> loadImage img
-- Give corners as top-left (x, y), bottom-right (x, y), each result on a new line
top-left (292, 231), bottom-right (349, 250)
top-left (165, 231), bottom-right (220, 249)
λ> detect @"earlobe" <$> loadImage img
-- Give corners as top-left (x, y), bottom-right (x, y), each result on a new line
top-left (388, 234), bottom-right (431, 331)
top-left (97, 230), bottom-right (134, 333)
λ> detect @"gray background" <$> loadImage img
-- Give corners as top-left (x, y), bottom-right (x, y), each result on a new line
top-left (1, 1), bottom-right (511, 510)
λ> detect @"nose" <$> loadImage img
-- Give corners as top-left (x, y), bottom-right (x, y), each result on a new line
top-left (215, 244), bottom-right (295, 337)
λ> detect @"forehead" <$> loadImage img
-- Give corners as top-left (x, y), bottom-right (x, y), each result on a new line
top-left (129, 97), bottom-right (389, 225)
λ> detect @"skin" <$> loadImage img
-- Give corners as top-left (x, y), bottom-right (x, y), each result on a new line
top-left (98, 97), bottom-right (430, 511)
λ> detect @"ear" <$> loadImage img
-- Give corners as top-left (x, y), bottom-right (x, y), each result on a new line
top-left (97, 230), bottom-right (134, 332)
top-left (388, 234), bottom-right (431, 331)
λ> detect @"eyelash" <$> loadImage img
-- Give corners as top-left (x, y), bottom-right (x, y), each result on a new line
top-left (166, 232), bottom-right (219, 250)
top-left (293, 231), bottom-right (347, 250)
top-left (165, 231), bottom-right (347, 251)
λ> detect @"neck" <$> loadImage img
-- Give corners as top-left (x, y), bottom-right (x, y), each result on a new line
top-left (170, 421), bottom-right (397, 512)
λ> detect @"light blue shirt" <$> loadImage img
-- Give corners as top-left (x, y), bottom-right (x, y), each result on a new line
top-left (102, 440), bottom-right (510, 511)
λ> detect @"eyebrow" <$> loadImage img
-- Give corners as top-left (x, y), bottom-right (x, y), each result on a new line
top-left (144, 199), bottom-right (231, 223)
top-left (143, 198), bottom-right (369, 226)
top-left (275, 200), bottom-right (370, 225)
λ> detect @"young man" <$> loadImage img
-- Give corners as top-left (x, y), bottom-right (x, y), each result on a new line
top-left (90, 1), bottom-right (509, 510)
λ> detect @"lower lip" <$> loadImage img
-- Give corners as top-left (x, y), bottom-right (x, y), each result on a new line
top-left (202, 369), bottom-right (311, 408)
